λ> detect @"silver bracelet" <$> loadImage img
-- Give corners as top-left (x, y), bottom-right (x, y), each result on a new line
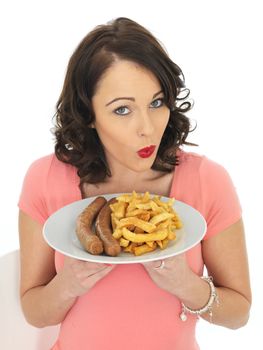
top-left (180, 276), bottom-right (219, 322)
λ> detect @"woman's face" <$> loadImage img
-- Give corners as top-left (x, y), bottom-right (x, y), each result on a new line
top-left (91, 60), bottom-right (170, 176)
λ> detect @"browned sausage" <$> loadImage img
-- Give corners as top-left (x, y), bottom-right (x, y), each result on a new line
top-left (76, 196), bottom-right (106, 255)
top-left (95, 197), bottom-right (121, 257)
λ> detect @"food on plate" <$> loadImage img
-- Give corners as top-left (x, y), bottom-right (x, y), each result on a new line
top-left (95, 197), bottom-right (121, 257)
top-left (111, 191), bottom-right (182, 256)
top-left (76, 191), bottom-right (182, 257)
top-left (75, 196), bottom-right (106, 255)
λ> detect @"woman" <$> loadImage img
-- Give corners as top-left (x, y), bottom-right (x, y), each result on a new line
top-left (18, 17), bottom-right (251, 350)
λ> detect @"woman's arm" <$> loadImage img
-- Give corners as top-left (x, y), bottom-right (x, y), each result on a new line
top-left (200, 218), bottom-right (251, 328)
top-left (19, 210), bottom-right (114, 328)
top-left (143, 218), bottom-right (252, 329)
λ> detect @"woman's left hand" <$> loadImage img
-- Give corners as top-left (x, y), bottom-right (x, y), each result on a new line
top-left (142, 253), bottom-right (194, 296)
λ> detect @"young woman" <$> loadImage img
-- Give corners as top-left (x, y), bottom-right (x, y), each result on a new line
top-left (18, 17), bottom-right (251, 350)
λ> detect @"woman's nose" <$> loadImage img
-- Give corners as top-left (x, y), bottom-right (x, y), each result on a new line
top-left (137, 110), bottom-right (154, 137)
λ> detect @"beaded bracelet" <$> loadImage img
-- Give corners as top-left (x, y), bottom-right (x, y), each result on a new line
top-left (179, 276), bottom-right (219, 322)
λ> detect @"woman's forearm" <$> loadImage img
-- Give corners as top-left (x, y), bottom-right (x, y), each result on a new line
top-left (174, 271), bottom-right (251, 329)
top-left (20, 258), bottom-right (115, 328)
top-left (21, 273), bottom-right (77, 328)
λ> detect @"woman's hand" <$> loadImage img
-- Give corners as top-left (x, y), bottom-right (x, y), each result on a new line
top-left (57, 256), bottom-right (115, 299)
top-left (142, 253), bottom-right (194, 296)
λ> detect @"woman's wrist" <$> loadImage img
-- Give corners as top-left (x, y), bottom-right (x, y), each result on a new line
top-left (54, 269), bottom-right (80, 302)
top-left (171, 269), bottom-right (211, 311)
top-left (180, 276), bottom-right (219, 322)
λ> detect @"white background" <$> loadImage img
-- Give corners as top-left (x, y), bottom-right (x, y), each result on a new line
top-left (0, 0), bottom-right (262, 348)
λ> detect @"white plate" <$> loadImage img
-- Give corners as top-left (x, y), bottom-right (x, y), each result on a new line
top-left (43, 193), bottom-right (207, 264)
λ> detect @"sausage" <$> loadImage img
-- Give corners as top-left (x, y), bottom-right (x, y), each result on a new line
top-left (76, 196), bottom-right (106, 255)
top-left (95, 197), bottom-right (121, 257)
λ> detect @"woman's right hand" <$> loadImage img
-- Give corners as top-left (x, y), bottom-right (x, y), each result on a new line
top-left (58, 256), bottom-right (115, 299)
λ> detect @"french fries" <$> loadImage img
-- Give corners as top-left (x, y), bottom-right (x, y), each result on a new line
top-left (110, 191), bottom-right (182, 256)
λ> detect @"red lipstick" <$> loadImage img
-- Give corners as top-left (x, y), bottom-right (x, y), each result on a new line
top-left (137, 145), bottom-right (156, 158)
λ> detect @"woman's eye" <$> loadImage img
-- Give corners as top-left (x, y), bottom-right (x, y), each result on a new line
top-left (114, 106), bottom-right (130, 116)
top-left (150, 98), bottom-right (164, 108)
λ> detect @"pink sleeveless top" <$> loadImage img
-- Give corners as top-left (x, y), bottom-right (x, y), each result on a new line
top-left (18, 150), bottom-right (242, 350)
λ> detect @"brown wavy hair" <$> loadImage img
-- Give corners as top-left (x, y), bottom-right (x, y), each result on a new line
top-left (53, 17), bottom-right (196, 186)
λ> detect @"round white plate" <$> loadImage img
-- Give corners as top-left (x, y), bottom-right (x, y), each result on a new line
top-left (43, 193), bottom-right (207, 264)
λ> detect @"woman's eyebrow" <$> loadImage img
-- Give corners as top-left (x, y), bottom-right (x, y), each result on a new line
top-left (105, 90), bottom-right (163, 106)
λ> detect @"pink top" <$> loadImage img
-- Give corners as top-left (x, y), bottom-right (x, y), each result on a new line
top-left (18, 150), bottom-right (242, 350)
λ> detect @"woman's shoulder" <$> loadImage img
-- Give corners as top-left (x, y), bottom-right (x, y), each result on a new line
top-left (177, 149), bottom-right (206, 176)
top-left (26, 153), bottom-right (75, 174)
top-left (21, 154), bottom-right (55, 188)
top-left (177, 149), bottom-right (239, 204)
top-left (178, 149), bottom-right (227, 175)
top-left (178, 148), bottom-right (206, 164)
top-left (175, 149), bottom-right (234, 195)
top-left (175, 149), bottom-right (241, 240)
top-left (26, 153), bottom-right (54, 170)
top-left (23, 153), bottom-right (78, 194)
top-left (19, 153), bottom-right (80, 221)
